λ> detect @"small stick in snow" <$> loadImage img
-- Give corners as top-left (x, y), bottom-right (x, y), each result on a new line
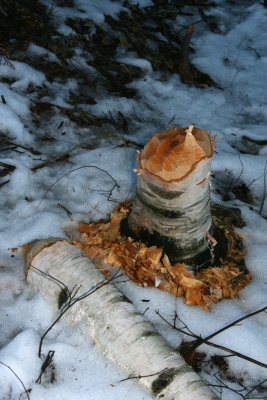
top-left (187, 304), bottom-right (267, 354)
top-left (35, 350), bottom-right (55, 384)
top-left (0, 361), bottom-right (31, 400)
top-left (156, 310), bottom-right (267, 369)
top-left (36, 165), bottom-right (120, 209)
top-left (31, 133), bottom-right (142, 172)
top-left (245, 378), bottom-right (267, 397)
top-left (259, 160), bottom-right (267, 216)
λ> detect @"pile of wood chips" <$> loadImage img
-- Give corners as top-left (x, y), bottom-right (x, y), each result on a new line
top-left (73, 202), bottom-right (251, 310)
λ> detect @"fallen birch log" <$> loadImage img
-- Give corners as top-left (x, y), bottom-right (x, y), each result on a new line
top-left (24, 238), bottom-right (219, 400)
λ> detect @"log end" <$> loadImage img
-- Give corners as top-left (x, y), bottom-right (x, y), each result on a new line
top-left (22, 237), bottom-right (69, 278)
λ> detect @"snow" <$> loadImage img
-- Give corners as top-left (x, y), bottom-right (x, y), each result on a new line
top-left (0, 1), bottom-right (267, 399)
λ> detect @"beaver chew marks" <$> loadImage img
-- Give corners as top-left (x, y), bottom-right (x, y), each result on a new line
top-left (129, 125), bottom-right (213, 261)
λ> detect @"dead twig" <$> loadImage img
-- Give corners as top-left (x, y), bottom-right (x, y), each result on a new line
top-left (245, 378), bottom-right (267, 397)
top-left (31, 135), bottom-right (110, 171)
top-left (35, 267), bottom-right (123, 357)
top-left (31, 265), bottom-right (72, 306)
top-left (0, 137), bottom-right (42, 156)
top-left (35, 350), bottom-right (55, 384)
top-left (120, 367), bottom-right (168, 382)
top-left (180, 23), bottom-right (194, 73)
top-left (156, 310), bottom-right (267, 369)
top-left (0, 162), bottom-right (16, 187)
top-left (235, 152), bottom-right (244, 184)
top-left (36, 165), bottom-right (120, 209)
top-left (0, 361), bottom-right (31, 400)
top-left (188, 305), bottom-right (267, 354)
top-left (31, 133), bottom-right (142, 172)
top-left (259, 160), bottom-right (267, 216)
top-left (57, 203), bottom-right (72, 217)
top-left (0, 161), bottom-right (16, 170)
top-left (208, 372), bottom-right (247, 400)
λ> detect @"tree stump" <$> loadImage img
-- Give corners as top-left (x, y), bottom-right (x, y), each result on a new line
top-left (128, 125), bottom-right (213, 261)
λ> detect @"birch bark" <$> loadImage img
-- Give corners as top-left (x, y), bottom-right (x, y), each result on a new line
top-left (25, 239), bottom-right (219, 400)
top-left (129, 125), bottom-right (213, 260)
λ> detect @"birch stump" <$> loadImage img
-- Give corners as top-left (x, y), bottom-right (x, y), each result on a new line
top-left (129, 125), bottom-right (213, 261)
top-left (24, 239), bottom-right (219, 400)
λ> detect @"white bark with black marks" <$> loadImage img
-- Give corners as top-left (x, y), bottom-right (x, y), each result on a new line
top-left (25, 239), bottom-right (219, 400)
top-left (129, 126), bottom-right (213, 260)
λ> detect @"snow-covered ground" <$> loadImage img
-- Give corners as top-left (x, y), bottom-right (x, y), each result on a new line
top-left (0, 0), bottom-right (267, 399)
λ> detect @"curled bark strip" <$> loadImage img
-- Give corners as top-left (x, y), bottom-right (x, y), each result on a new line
top-left (24, 239), bottom-right (219, 400)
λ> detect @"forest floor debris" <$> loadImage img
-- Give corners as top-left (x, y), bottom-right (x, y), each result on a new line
top-left (74, 202), bottom-right (251, 310)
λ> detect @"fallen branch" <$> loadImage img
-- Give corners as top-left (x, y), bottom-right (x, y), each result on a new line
top-left (35, 350), bottom-right (55, 383)
top-left (187, 305), bottom-right (267, 353)
top-left (156, 310), bottom-right (267, 369)
top-left (0, 361), bottom-right (31, 400)
top-left (0, 161), bottom-right (16, 171)
top-left (36, 165), bottom-right (120, 208)
top-left (259, 160), bottom-right (267, 216)
top-left (245, 378), bottom-right (267, 397)
top-left (208, 372), bottom-right (247, 400)
top-left (0, 137), bottom-right (42, 156)
top-left (31, 133), bottom-right (142, 171)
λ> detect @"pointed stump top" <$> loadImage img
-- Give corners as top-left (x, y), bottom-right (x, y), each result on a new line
top-left (139, 125), bottom-right (213, 182)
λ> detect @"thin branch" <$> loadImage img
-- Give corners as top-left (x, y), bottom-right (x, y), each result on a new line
top-left (156, 310), bottom-right (198, 339)
top-left (37, 270), bottom-right (123, 357)
top-left (156, 310), bottom-right (267, 369)
top-left (0, 161), bottom-right (16, 171)
top-left (259, 160), bottom-right (267, 216)
top-left (31, 133), bottom-right (142, 172)
top-left (0, 137), bottom-right (42, 156)
top-left (31, 265), bottom-right (72, 306)
top-left (0, 361), bottom-right (31, 400)
top-left (120, 368), bottom-right (168, 382)
top-left (36, 165), bottom-right (120, 209)
top-left (57, 203), bottom-right (72, 217)
top-left (235, 152), bottom-right (244, 183)
top-left (173, 311), bottom-right (196, 336)
top-left (180, 23), bottom-right (194, 72)
top-left (31, 135), bottom-right (110, 171)
top-left (207, 381), bottom-right (246, 400)
top-left (188, 305), bottom-right (267, 353)
top-left (245, 378), bottom-right (267, 397)
top-left (35, 350), bottom-right (55, 384)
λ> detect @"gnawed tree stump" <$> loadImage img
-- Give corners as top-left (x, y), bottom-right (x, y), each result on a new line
top-left (24, 239), bottom-right (219, 400)
top-left (129, 125), bottom-right (213, 261)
